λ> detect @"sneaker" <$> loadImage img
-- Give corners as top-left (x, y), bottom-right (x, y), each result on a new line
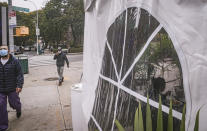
top-left (6, 126), bottom-right (10, 131)
top-left (16, 112), bottom-right (21, 118)
top-left (58, 81), bottom-right (62, 86)
top-left (0, 126), bottom-right (10, 131)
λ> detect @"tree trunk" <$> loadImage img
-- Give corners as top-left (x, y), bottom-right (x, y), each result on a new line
top-left (71, 24), bottom-right (77, 47)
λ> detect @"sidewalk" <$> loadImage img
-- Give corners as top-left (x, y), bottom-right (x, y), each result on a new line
top-left (7, 61), bottom-right (83, 131)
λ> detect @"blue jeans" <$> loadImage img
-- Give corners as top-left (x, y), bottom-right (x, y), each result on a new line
top-left (57, 66), bottom-right (64, 82)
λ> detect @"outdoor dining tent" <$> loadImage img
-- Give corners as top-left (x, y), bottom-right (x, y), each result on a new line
top-left (78, 0), bottom-right (207, 131)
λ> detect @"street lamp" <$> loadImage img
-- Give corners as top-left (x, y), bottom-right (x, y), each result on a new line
top-left (8, 0), bottom-right (14, 54)
top-left (24, 0), bottom-right (39, 55)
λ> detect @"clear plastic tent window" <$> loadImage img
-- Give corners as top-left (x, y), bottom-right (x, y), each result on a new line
top-left (88, 7), bottom-right (185, 131)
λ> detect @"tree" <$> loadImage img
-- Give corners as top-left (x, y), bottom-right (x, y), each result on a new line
top-left (43, 0), bottom-right (84, 48)
top-left (1, 0), bottom-right (85, 49)
top-left (14, 11), bottom-right (36, 46)
top-left (64, 0), bottom-right (84, 47)
top-left (0, 2), bottom-right (8, 7)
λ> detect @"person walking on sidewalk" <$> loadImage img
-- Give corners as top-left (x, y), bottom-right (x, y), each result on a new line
top-left (0, 46), bottom-right (24, 131)
top-left (54, 47), bottom-right (69, 86)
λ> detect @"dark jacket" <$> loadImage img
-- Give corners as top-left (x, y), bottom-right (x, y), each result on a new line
top-left (0, 54), bottom-right (24, 93)
top-left (54, 52), bottom-right (69, 67)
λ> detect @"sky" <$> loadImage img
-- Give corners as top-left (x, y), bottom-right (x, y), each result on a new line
top-left (0, 0), bottom-right (48, 11)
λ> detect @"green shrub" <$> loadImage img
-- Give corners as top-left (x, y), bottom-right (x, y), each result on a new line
top-left (115, 120), bottom-right (125, 131)
top-left (115, 95), bottom-right (200, 131)
top-left (157, 95), bottom-right (163, 131)
top-left (53, 48), bottom-right (58, 53)
top-left (146, 95), bottom-right (152, 131)
top-left (180, 105), bottom-right (186, 131)
top-left (70, 47), bottom-right (83, 53)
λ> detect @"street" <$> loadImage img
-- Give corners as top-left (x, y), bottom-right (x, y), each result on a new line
top-left (29, 53), bottom-right (83, 68)
top-left (7, 53), bottom-right (83, 131)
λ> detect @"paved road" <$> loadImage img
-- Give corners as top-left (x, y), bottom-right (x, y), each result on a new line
top-left (29, 54), bottom-right (83, 68)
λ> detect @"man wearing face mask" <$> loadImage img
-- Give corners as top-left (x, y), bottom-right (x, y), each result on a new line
top-left (54, 47), bottom-right (69, 86)
top-left (0, 46), bottom-right (24, 131)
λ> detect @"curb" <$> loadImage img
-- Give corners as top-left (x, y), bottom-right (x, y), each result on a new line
top-left (68, 52), bottom-right (83, 55)
top-left (29, 52), bottom-right (83, 56)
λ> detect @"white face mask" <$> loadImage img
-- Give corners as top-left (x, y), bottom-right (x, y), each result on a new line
top-left (0, 49), bottom-right (8, 57)
top-left (58, 50), bottom-right (61, 53)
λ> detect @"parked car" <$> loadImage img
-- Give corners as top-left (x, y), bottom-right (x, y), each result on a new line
top-left (62, 48), bottom-right (69, 54)
top-left (59, 44), bottom-right (70, 54)
top-left (14, 45), bottom-right (24, 55)
top-left (24, 46), bottom-right (31, 51)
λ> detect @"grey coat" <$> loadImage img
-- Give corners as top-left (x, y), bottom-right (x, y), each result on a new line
top-left (54, 52), bottom-right (69, 67)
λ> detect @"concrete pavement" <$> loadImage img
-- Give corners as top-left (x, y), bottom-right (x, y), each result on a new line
top-left (7, 54), bottom-right (83, 131)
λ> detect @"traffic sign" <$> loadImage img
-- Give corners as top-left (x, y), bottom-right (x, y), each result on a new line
top-left (9, 11), bottom-right (16, 26)
top-left (9, 11), bottom-right (16, 17)
top-left (12, 6), bottom-right (30, 13)
top-left (36, 28), bottom-right (40, 36)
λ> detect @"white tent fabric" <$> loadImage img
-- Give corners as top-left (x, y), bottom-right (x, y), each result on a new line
top-left (82, 0), bottom-right (207, 131)
top-left (84, 0), bottom-right (95, 11)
